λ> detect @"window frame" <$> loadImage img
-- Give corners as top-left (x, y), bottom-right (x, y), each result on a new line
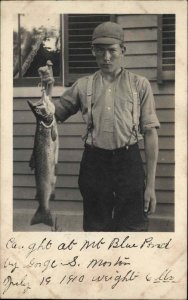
top-left (157, 14), bottom-right (175, 83)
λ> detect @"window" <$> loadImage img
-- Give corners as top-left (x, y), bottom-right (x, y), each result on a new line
top-left (13, 14), bottom-right (62, 86)
top-left (64, 14), bottom-right (113, 86)
top-left (157, 14), bottom-right (175, 82)
top-left (13, 14), bottom-right (113, 87)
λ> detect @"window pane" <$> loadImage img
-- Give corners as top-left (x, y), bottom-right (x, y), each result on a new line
top-left (14, 14), bottom-right (61, 78)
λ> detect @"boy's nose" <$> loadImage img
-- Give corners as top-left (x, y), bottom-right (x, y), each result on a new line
top-left (104, 50), bottom-right (111, 61)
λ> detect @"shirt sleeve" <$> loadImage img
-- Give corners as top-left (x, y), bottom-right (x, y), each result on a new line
top-left (54, 81), bottom-right (80, 122)
top-left (139, 78), bottom-right (160, 132)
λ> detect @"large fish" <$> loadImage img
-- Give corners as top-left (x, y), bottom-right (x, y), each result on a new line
top-left (27, 90), bottom-right (59, 226)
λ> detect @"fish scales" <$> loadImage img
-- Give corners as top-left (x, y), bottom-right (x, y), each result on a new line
top-left (35, 122), bottom-right (58, 204)
top-left (28, 92), bottom-right (59, 227)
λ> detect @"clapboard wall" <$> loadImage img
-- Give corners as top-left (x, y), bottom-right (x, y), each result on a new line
top-left (13, 15), bottom-right (175, 218)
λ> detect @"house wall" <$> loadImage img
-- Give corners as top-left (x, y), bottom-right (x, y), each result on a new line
top-left (13, 14), bottom-right (175, 223)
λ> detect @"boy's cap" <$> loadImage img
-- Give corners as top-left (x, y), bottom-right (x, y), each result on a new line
top-left (92, 21), bottom-right (124, 44)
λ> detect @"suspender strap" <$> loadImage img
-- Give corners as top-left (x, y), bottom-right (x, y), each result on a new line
top-left (86, 74), bottom-right (94, 131)
top-left (128, 71), bottom-right (138, 131)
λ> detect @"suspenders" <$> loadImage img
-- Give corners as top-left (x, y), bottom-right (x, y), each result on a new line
top-left (82, 73), bottom-right (95, 145)
top-left (127, 71), bottom-right (140, 146)
top-left (128, 71), bottom-right (138, 132)
top-left (86, 74), bottom-right (95, 134)
top-left (85, 71), bottom-right (140, 147)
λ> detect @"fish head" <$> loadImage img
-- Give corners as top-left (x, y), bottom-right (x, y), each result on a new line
top-left (27, 99), bottom-right (54, 124)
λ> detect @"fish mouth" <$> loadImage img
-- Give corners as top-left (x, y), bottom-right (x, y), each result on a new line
top-left (27, 100), bottom-right (40, 117)
top-left (27, 99), bottom-right (43, 110)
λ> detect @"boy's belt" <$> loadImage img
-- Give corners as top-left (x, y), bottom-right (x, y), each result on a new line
top-left (85, 142), bottom-right (138, 156)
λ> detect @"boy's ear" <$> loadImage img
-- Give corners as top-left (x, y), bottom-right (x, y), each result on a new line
top-left (121, 44), bottom-right (126, 55)
top-left (122, 46), bottom-right (126, 54)
top-left (91, 45), bottom-right (96, 57)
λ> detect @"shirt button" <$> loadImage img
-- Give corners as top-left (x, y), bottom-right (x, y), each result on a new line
top-left (107, 106), bottom-right (111, 110)
top-left (108, 88), bottom-right (111, 93)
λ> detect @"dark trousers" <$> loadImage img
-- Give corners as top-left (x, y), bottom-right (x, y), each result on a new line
top-left (78, 143), bottom-right (149, 232)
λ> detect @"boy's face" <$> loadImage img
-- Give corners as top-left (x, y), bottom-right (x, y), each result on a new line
top-left (92, 43), bottom-right (125, 75)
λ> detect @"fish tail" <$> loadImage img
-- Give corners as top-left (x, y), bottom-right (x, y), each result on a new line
top-left (30, 206), bottom-right (53, 226)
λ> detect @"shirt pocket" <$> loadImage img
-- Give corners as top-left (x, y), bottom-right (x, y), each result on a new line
top-left (120, 95), bottom-right (141, 127)
top-left (119, 96), bottom-right (133, 114)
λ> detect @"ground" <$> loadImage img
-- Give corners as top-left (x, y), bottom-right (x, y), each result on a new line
top-left (13, 200), bottom-right (174, 232)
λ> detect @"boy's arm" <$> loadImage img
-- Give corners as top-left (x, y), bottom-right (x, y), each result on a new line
top-left (144, 128), bottom-right (159, 214)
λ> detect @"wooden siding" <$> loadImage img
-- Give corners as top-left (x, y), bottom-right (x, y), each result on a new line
top-left (118, 15), bottom-right (175, 210)
top-left (13, 15), bottom-right (175, 217)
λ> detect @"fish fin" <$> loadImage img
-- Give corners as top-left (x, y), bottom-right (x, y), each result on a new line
top-left (30, 206), bottom-right (53, 226)
top-left (51, 125), bottom-right (57, 141)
